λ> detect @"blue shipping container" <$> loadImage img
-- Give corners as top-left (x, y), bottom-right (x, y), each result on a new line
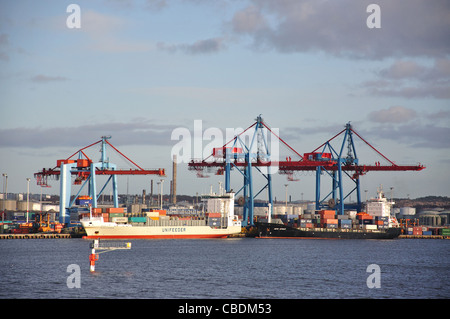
top-left (129, 217), bottom-right (147, 223)
top-left (77, 199), bottom-right (92, 206)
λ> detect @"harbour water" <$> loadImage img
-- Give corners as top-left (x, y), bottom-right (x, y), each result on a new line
top-left (0, 238), bottom-right (449, 299)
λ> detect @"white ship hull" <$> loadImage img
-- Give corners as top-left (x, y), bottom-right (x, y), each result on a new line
top-left (81, 191), bottom-right (242, 239)
top-left (82, 223), bottom-right (242, 239)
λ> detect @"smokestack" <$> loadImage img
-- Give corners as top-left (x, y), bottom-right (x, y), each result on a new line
top-left (150, 180), bottom-right (153, 205)
top-left (172, 154), bottom-right (177, 204)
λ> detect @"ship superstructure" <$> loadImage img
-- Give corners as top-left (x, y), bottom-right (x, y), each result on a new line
top-left (365, 186), bottom-right (399, 228)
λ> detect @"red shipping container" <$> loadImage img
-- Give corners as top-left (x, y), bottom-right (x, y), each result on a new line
top-left (56, 159), bottom-right (76, 166)
top-left (207, 213), bottom-right (222, 218)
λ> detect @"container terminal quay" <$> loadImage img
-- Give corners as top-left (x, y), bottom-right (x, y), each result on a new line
top-left (1, 191), bottom-right (450, 239)
top-left (1, 117), bottom-right (448, 239)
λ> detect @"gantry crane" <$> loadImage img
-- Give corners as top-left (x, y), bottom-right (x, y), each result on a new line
top-left (283, 123), bottom-right (425, 214)
top-left (188, 116), bottom-right (335, 226)
top-left (188, 117), bottom-right (425, 224)
top-left (34, 136), bottom-right (165, 225)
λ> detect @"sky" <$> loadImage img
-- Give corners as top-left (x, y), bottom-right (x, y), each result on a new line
top-left (0, 0), bottom-right (449, 201)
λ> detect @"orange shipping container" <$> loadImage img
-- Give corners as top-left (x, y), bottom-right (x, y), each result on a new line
top-left (92, 208), bottom-right (102, 213)
top-left (321, 218), bottom-right (338, 224)
top-left (106, 207), bottom-right (124, 214)
top-left (357, 213), bottom-right (373, 220)
top-left (319, 211), bottom-right (335, 218)
top-left (77, 159), bottom-right (90, 167)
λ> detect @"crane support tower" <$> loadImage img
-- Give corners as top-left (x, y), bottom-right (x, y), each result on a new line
top-left (189, 115), bottom-right (275, 226)
top-left (34, 136), bottom-right (165, 225)
top-left (307, 123), bottom-right (425, 214)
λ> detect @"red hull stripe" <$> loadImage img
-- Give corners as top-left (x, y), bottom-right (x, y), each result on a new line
top-left (256, 236), bottom-right (338, 240)
top-left (83, 234), bottom-right (228, 239)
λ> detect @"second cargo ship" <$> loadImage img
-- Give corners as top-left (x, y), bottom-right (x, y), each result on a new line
top-left (256, 188), bottom-right (402, 239)
top-left (81, 192), bottom-right (241, 239)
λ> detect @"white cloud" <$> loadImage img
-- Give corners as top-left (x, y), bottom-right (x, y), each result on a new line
top-left (378, 60), bottom-right (426, 80)
top-left (157, 37), bottom-right (226, 54)
top-left (0, 119), bottom-right (178, 148)
top-left (79, 10), bottom-right (153, 53)
top-left (368, 106), bottom-right (417, 123)
top-left (363, 58), bottom-right (450, 99)
top-left (362, 124), bottom-right (450, 149)
top-left (228, 0), bottom-right (450, 59)
top-left (31, 74), bottom-right (68, 83)
top-left (231, 5), bottom-right (268, 33)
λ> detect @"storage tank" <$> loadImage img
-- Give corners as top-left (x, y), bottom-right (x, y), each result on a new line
top-left (418, 210), bottom-right (441, 226)
top-left (274, 205), bottom-right (287, 215)
top-left (293, 206), bottom-right (302, 215)
top-left (399, 207), bottom-right (416, 218)
top-left (16, 201), bottom-right (28, 211)
top-left (439, 211), bottom-right (450, 226)
top-left (0, 199), bottom-right (17, 211)
top-left (254, 207), bottom-right (268, 216)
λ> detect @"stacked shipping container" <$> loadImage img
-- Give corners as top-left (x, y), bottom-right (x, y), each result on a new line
top-left (79, 207), bottom-right (169, 224)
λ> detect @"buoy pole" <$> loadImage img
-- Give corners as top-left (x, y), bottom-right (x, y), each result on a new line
top-left (89, 239), bottom-right (99, 272)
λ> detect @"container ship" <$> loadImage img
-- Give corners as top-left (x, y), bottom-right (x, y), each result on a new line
top-left (81, 192), bottom-right (242, 239)
top-left (256, 188), bottom-right (402, 239)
